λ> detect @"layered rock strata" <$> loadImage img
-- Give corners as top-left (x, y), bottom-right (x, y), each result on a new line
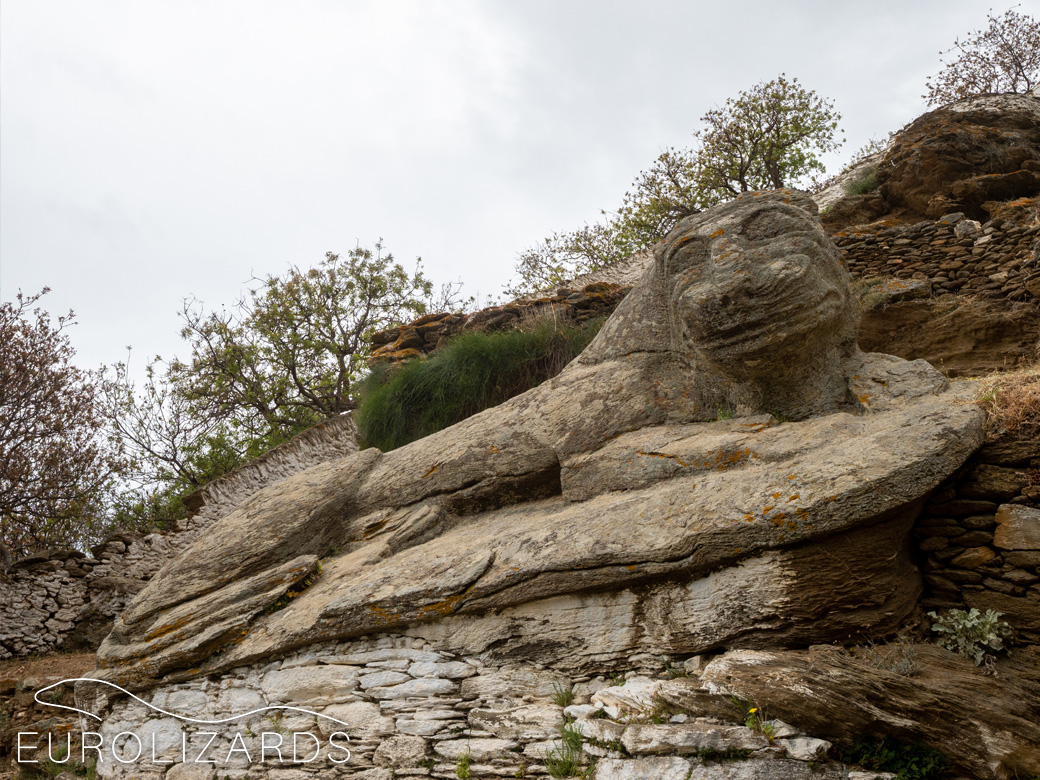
top-left (91, 191), bottom-right (985, 693)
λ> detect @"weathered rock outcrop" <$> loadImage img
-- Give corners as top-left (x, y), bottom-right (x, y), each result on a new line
top-left (858, 297), bottom-right (1040, 376)
top-left (369, 282), bottom-right (628, 365)
top-left (91, 191), bottom-right (983, 698)
top-left (876, 94), bottom-right (1040, 221)
top-left (699, 644), bottom-right (1040, 779)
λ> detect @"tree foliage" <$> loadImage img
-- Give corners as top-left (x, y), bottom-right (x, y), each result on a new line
top-left (102, 242), bottom-right (441, 533)
top-left (102, 353), bottom-right (250, 534)
top-left (924, 7), bottom-right (1040, 106)
top-left (694, 74), bottom-right (843, 198)
top-left (508, 75), bottom-right (842, 296)
top-left (0, 289), bottom-right (123, 566)
top-left (172, 242), bottom-right (435, 442)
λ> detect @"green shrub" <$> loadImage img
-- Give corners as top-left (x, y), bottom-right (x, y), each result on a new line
top-left (928, 607), bottom-right (1014, 665)
top-left (843, 167), bottom-right (880, 196)
top-left (356, 317), bottom-right (604, 451)
top-left (836, 736), bottom-right (948, 780)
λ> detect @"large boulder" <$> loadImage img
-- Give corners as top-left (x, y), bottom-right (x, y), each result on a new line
top-left (699, 644), bottom-right (1040, 779)
top-left (93, 191), bottom-right (984, 691)
top-left (877, 94), bottom-right (1040, 220)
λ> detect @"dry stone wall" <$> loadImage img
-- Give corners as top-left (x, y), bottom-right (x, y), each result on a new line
top-left (834, 211), bottom-right (1040, 302)
top-left (914, 431), bottom-right (1040, 642)
top-left (66, 633), bottom-right (887, 780)
top-left (0, 415), bottom-right (358, 659)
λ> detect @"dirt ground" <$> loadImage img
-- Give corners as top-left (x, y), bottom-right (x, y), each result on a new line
top-left (0, 652), bottom-right (96, 683)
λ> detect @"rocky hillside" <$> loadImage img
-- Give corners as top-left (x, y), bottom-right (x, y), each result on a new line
top-left (2, 97), bottom-right (1039, 780)
top-left (371, 94), bottom-right (1039, 377)
top-left (4, 190), bottom-right (1024, 780)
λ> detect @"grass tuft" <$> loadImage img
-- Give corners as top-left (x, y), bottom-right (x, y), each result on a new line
top-left (552, 682), bottom-right (575, 708)
top-left (544, 724), bottom-right (585, 777)
top-left (975, 363), bottom-right (1040, 437)
top-left (843, 166), bottom-right (880, 196)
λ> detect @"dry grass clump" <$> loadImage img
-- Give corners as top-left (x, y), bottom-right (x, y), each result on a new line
top-left (975, 362), bottom-right (1040, 437)
top-left (986, 195), bottom-right (1040, 226)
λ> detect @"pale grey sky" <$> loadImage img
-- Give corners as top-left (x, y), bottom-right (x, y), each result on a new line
top-left (2, 0), bottom-right (1036, 374)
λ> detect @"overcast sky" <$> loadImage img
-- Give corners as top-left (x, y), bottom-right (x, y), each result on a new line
top-left (2, 0), bottom-right (1036, 375)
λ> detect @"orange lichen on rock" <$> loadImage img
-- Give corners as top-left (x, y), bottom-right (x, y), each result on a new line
top-left (636, 450), bottom-right (690, 468)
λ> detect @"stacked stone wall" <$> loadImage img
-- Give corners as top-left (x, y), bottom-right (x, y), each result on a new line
top-left (834, 212), bottom-right (1040, 301)
top-left (913, 433), bottom-right (1040, 642)
top-left (19, 634), bottom-right (881, 780)
top-left (0, 415), bottom-right (358, 659)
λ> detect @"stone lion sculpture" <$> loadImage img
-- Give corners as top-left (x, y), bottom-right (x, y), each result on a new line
top-left (96, 190), bottom-right (982, 689)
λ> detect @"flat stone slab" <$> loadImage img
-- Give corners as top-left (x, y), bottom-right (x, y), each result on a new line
top-left (994, 504), bottom-right (1040, 550)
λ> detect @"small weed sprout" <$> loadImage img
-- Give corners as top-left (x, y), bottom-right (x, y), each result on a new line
top-left (729, 697), bottom-right (776, 744)
top-left (552, 681), bottom-right (575, 708)
top-left (929, 608), bottom-right (1014, 666)
top-left (456, 748), bottom-right (472, 780)
top-left (263, 712), bottom-right (288, 736)
top-left (544, 724), bottom-right (585, 778)
top-left (641, 693), bottom-right (679, 724)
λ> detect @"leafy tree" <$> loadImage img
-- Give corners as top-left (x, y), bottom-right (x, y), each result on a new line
top-left (506, 221), bottom-right (638, 299)
top-left (102, 242), bottom-right (445, 530)
top-left (693, 74), bottom-right (843, 198)
top-left (0, 289), bottom-right (124, 567)
top-left (613, 147), bottom-right (711, 246)
top-left (172, 242), bottom-right (436, 443)
top-left (508, 75), bottom-right (842, 296)
top-left (924, 7), bottom-right (1040, 106)
top-left (102, 353), bottom-right (250, 533)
